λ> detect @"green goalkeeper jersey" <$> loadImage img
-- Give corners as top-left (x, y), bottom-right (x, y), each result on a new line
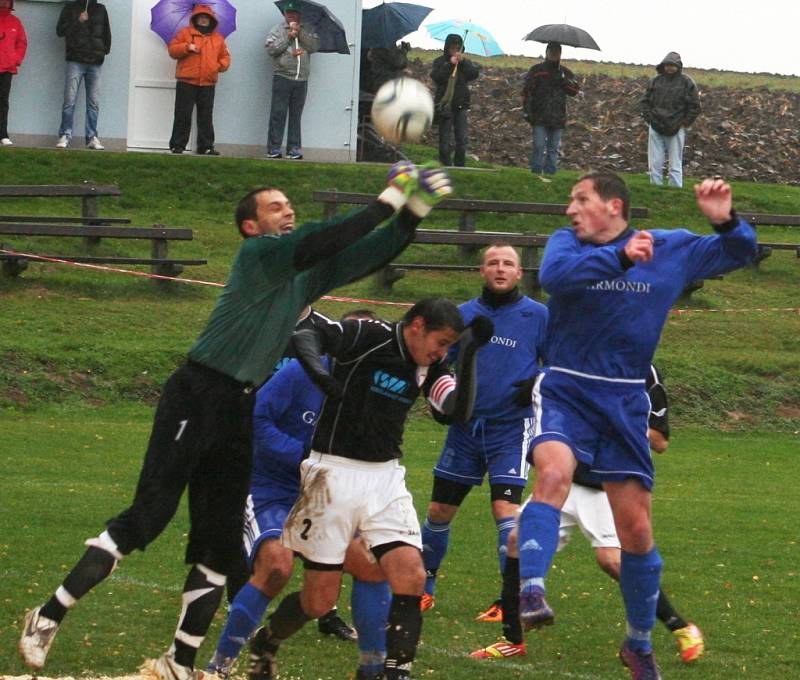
top-left (189, 202), bottom-right (416, 386)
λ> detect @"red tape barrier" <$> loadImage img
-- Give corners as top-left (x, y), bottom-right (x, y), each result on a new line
top-left (2, 247), bottom-right (798, 315)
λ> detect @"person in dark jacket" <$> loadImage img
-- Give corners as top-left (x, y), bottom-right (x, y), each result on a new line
top-left (361, 42), bottom-right (410, 95)
top-left (521, 42), bottom-right (579, 177)
top-left (0, 0), bottom-right (27, 146)
top-left (641, 51), bottom-right (701, 188)
top-left (55, 0), bottom-right (111, 150)
top-left (430, 33), bottom-right (480, 167)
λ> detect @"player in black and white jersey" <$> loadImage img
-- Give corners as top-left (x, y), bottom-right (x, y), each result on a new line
top-left (246, 298), bottom-right (493, 680)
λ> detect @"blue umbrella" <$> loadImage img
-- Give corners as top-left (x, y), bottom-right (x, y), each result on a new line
top-left (426, 19), bottom-right (503, 57)
top-left (362, 2), bottom-right (432, 50)
top-left (274, 0), bottom-right (350, 54)
top-left (150, 0), bottom-right (237, 44)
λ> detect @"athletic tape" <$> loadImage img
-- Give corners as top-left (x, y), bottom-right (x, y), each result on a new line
top-left (3, 248), bottom-right (798, 315)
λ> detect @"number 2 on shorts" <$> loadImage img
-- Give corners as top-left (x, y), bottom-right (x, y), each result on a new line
top-left (300, 518), bottom-right (312, 540)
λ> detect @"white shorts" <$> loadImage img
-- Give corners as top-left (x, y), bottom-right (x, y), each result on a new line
top-left (281, 452), bottom-right (422, 565)
top-left (558, 484), bottom-right (621, 550)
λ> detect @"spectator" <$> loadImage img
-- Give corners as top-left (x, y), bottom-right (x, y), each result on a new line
top-left (521, 42), bottom-right (579, 178)
top-left (55, 0), bottom-right (111, 150)
top-left (167, 5), bottom-right (230, 156)
top-left (265, 0), bottom-right (319, 160)
top-left (430, 33), bottom-right (480, 167)
top-left (361, 41), bottom-right (410, 94)
top-left (0, 0), bottom-right (27, 146)
top-left (641, 51), bottom-right (701, 188)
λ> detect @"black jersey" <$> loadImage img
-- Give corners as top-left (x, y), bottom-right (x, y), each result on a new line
top-left (269, 308), bottom-right (334, 378)
top-left (310, 318), bottom-right (453, 462)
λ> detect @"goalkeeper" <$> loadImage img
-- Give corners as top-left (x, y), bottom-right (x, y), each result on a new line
top-left (19, 162), bottom-right (453, 680)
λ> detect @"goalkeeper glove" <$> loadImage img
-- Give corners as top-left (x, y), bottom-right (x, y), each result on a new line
top-left (379, 160), bottom-right (419, 211)
top-left (407, 164), bottom-right (453, 217)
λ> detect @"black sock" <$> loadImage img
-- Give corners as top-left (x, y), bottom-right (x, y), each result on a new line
top-left (268, 591), bottom-right (312, 641)
top-left (501, 557), bottom-right (523, 644)
top-left (40, 546), bottom-right (118, 623)
top-left (384, 594), bottom-right (422, 677)
top-left (656, 589), bottom-right (688, 631)
top-left (172, 565), bottom-right (225, 668)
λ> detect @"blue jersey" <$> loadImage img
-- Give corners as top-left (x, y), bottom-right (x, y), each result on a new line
top-left (251, 357), bottom-right (328, 501)
top-left (455, 293), bottom-right (548, 422)
top-left (540, 221), bottom-right (756, 379)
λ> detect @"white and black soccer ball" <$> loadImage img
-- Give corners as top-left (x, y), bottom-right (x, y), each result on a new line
top-left (371, 77), bottom-right (434, 145)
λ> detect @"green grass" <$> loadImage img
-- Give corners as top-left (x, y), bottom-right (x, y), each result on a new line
top-left (1, 410), bottom-right (799, 678)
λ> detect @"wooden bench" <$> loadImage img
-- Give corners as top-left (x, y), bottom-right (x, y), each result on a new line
top-left (0, 183), bottom-right (125, 232)
top-left (737, 211), bottom-right (800, 264)
top-left (0, 222), bottom-right (207, 283)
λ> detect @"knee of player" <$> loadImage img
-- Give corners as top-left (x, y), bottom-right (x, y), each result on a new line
top-left (301, 588), bottom-right (339, 618)
top-left (252, 541), bottom-right (293, 592)
top-left (426, 501), bottom-right (459, 523)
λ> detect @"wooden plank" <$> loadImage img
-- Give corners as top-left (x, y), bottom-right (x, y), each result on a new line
top-left (391, 263), bottom-right (540, 272)
top-left (0, 184), bottom-right (121, 197)
top-left (0, 215), bottom-right (131, 225)
top-left (413, 229), bottom-right (548, 247)
top-left (739, 212), bottom-right (800, 227)
top-left (757, 242), bottom-right (800, 251)
top-left (312, 190), bottom-right (649, 218)
top-left (0, 223), bottom-right (194, 240)
top-left (0, 254), bottom-right (206, 265)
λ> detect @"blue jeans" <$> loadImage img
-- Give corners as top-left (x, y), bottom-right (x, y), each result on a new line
top-left (268, 76), bottom-right (307, 154)
top-left (648, 126), bottom-right (686, 187)
top-left (59, 61), bottom-right (102, 143)
top-left (530, 125), bottom-right (562, 175)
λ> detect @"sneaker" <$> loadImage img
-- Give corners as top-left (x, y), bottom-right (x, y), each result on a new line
top-left (86, 136), bottom-right (105, 150)
top-left (205, 651), bottom-right (236, 679)
top-left (619, 642), bottom-right (662, 680)
top-left (140, 651), bottom-right (196, 680)
top-left (170, 146), bottom-right (184, 154)
top-left (18, 606), bottom-right (59, 670)
top-left (519, 589), bottom-right (554, 631)
top-left (355, 669), bottom-right (385, 680)
top-left (476, 600), bottom-right (503, 623)
top-left (318, 611), bottom-right (358, 641)
top-left (287, 150), bottom-right (303, 160)
top-left (673, 623), bottom-right (705, 663)
top-left (197, 147), bottom-right (221, 156)
top-left (1, 137), bottom-right (13, 146)
top-left (266, 150), bottom-right (282, 159)
top-left (420, 593), bottom-right (435, 612)
top-left (56, 135), bottom-right (70, 148)
top-left (248, 626), bottom-right (279, 680)
top-left (470, 639), bottom-right (526, 659)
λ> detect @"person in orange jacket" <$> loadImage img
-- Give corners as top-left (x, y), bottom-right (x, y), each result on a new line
top-left (167, 4), bottom-right (230, 155)
top-left (0, 0), bottom-right (28, 146)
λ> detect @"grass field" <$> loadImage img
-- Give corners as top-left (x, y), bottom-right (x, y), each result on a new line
top-left (1, 409), bottom-right (799, 679)
top-left (1, 145), bottom-right (799, 679)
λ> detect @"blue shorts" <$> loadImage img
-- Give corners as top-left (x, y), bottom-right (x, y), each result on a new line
top-left (531, 368), bottom-right (654, 490)
top-left (242, 490), bottom-right (296, 568)
top-left (433, 417), bottom-right (533, 487)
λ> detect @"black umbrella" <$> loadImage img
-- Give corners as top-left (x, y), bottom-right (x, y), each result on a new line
top-left (275, 0), bottom-right (350, 54)
top-left (362, 2), bottom-right (432, 49)
top-left (523, 23), bottom-right (600, 51)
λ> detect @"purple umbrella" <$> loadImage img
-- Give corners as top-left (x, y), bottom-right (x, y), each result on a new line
top-left (150, 0), bottom-right (237, 44)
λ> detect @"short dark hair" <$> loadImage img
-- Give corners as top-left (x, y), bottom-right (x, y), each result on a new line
top-left (577, 171), bottom-right (631, 221)
top-left (402, 297), bottom-right (464, 334)
top-left (234, 187), bottom-right (280, 237)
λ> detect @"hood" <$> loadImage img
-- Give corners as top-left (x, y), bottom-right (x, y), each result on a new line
top-left (191, 4), bottom-right (218, 31)
top-left (443, 33), bottom-right (463, 54)
top-left (657, 51), bottom-right (683, 74)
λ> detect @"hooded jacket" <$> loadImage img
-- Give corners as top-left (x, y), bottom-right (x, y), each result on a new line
top-left (641, 51), bottom-right (701, 136)
top-left (265, 15), bottom-right (319, 81)
top-left (0, 0), bottom-right (27, 74)
top-left (168, 5), bottom-right (230, 86)
top-left (56, 0), bottom-right (111, 66)
top-left (521, 55), bottom-right (580, 128)
top-left (430, 34), bottom-right (480, 110)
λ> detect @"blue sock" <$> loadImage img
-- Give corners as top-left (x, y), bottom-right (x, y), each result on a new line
top-left (620, 547), bottom-right (663, 653)
top-left (215, 582), bottom-right (271, 660)
top-left (496, 516), bottom-right (515, 576)
top-left (352, 578), bottom-right (390, 673)
top-left (421, 517), bottom-right (450, 595)
top-left (517, 501), bottom-right (560, 587)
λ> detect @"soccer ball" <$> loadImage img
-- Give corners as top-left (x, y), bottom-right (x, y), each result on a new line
top-left (371, 77), bottom-right (434, 145)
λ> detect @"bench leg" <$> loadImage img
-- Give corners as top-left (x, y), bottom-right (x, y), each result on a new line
top-left (1, 257), bottom-right (28, 277)
top-left (375, 266), bottom-right (406, 290)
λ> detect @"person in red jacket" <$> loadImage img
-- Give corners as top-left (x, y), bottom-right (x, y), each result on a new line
top-left (0, 0), bottom-right (27, 146)
top-left (167, 4), bottom-right (230, 155)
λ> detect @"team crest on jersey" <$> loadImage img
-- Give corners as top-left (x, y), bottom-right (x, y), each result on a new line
top-left (371, 370), bottom-right (413, 403)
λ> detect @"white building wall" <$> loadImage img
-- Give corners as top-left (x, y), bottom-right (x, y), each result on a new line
top-left (10, 0), bottom-right (361, 161)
